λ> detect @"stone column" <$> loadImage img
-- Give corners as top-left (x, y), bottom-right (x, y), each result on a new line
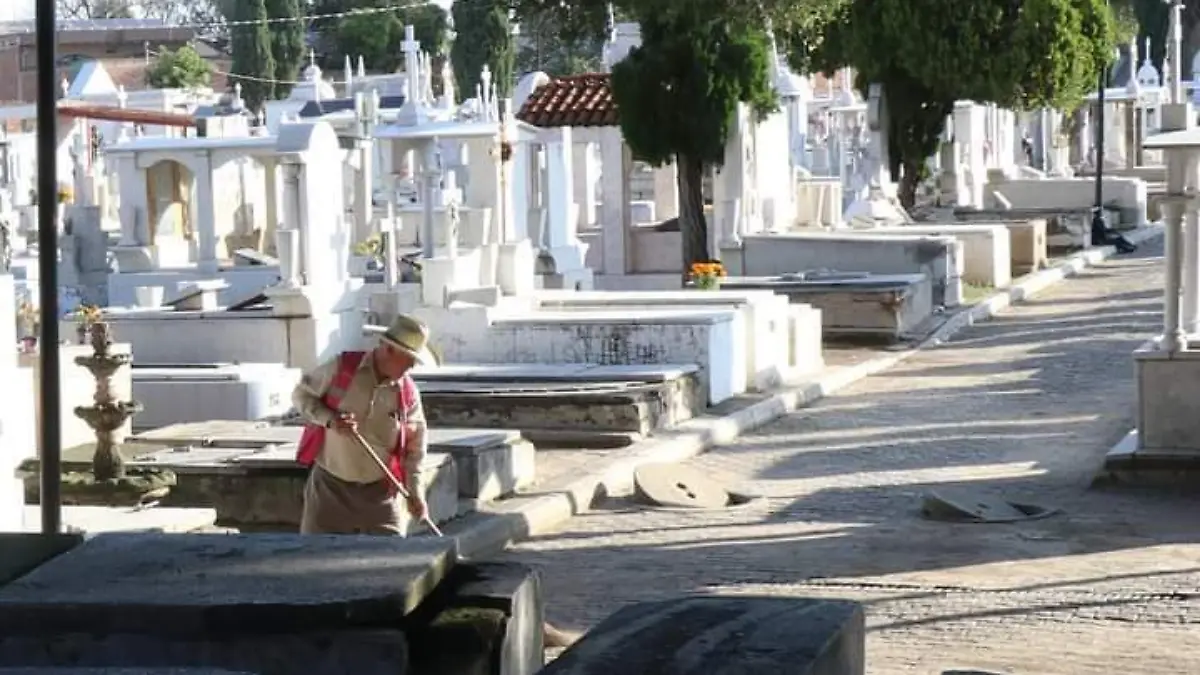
top-left (1183, 151), bottom-right (1200, 333)
top-left (192, 156), bottom-right (218, 274)
top-left (653, 163), bottom-right (679, 221)
top-left (543, 127), bottom-right (576, 250)
top-left (279, 162), bottom-right (303, 284)
top-left (354, 139), bottom-right (373, 246)
top-left (114, 156), bottom-right (143, 245)
top-left (263, 158), bottom-right (279, 255)
top-left (1163, 147), bottom-right (1189, 353)
top-left (510, 142), bottom-right (532, 243)
top-left (464, 136), bottom-right (503, 242)
top-left (420, 140), bottom-right (439, 259)
top-left (598, 127), bottom-right (630, 275)
top-left (572, 141), bottom-right (598, 231)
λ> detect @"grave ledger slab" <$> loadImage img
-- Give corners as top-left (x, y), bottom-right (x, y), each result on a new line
top-left (541, 596), bottom-right (865, 675)
top-left (0, 532), bottom-right (456, 636)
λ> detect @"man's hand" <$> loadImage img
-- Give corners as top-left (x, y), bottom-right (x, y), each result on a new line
top-left (332, 411), bottom-right (357, 432)
top-left (405, 493), bottom-right (428, 520)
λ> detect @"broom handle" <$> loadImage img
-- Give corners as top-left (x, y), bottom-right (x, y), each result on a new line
top-left (346, 426), bottom-right (445, 537)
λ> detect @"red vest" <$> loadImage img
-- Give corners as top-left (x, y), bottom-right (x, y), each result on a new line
top-left (295, 351), bottom-right (415, 493)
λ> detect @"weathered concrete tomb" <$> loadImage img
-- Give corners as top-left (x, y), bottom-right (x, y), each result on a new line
top-left (0, 532), bottom-right (545, 675)
top-left (0, 533), bottom-right (866, 674)
top-left (542, 596), bottom-right (865, 675)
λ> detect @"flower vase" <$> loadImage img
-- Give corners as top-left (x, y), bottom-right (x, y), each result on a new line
top-left (20, 336), bottom-right (36, 353)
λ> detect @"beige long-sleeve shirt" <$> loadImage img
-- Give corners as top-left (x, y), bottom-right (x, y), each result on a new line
top-left (291, 352), bottom-right (427, 492)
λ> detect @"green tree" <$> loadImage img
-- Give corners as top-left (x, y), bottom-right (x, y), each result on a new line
top-left (321, 2), bottom-right (448, 77)
top-left (337, 12), bottom-right (400, 71)
top-left (805, 0), bottom-right (1116, 207)
top-left (611, 7), bottom-right (777, 272)
top-left (144, 44), bottom-right (213, 89)
top-left (266, 0), bottom-right (306, 98)
top-left (451, 0), bottom-right (515, 99)
top-left (229, 0), bottom-right (276, 111)
top-left (515, 8), bottom-right (605, 76)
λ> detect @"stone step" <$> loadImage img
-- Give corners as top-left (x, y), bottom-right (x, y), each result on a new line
top-left (413, 365), bottom-right (704, 435)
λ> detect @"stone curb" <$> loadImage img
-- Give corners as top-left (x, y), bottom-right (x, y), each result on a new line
top-left (452, 224), bottom-right (1166, 560)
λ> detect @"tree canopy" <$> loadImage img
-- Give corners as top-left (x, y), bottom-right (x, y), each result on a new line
top-left (611, 5), bottom-right (777, 272)
top-left (144, 44), bottom-right (212, 89)
top-left (314, 1), bottom-right (449, 75)
top-left (802, 0), bottom-right (1117, 206)
top-left (265, 0), bottom-right (306, 98)
top-left (228, 0), bottom-right (275, 111)
top-left (451, 0), bottom-right (515, 98)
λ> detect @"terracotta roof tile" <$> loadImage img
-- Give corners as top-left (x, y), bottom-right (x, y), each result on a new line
top-left (516, 73), bottom-right (618, 128)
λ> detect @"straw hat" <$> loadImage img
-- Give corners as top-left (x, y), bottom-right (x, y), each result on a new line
top-left (379, 314), bottom-right (435, 365)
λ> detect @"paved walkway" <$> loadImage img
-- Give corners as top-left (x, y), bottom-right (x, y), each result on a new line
top-left (502, 237), bottom-right (1200, 674)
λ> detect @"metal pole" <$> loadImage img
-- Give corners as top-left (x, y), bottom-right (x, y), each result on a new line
top-left (35, 0), bottom-right (62, 534)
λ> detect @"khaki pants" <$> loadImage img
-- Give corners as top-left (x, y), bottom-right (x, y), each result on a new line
top-left (300, 464), bottom-right (404, 536)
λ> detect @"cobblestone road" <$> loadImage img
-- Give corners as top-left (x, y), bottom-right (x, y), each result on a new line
top-left (503, 237), bottom-right (1200, 674)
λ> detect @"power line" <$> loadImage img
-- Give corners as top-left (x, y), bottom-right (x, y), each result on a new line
top-left (148, 45), bottom-right (363, 87)
top-left (4, 2), bottom-right (437, 34)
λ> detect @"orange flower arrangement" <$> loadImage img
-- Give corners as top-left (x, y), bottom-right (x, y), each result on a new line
top-left (690, 261), bottom-right (726, 290)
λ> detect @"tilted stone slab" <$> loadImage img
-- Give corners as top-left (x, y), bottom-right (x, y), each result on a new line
top-left (540, 596), bottom-right (865, 675)
top-left (0, 534), bottom-right (83, 587)
top-left (0, 532), bottom-right (456, 637)
top-left (0, 630), bottom-right (407, 675)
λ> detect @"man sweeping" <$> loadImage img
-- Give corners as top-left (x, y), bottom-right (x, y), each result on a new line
top-left (292, 314), bottom-right (432, 535)
top-left (289, 314), bottom-right (582, 649)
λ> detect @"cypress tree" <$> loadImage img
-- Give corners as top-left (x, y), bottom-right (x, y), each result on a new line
top-left (230, 0), bottom-right (276, 110)
top-left (450, 0), bottom-right (515, 99)
top-left (266, 0), bottom-right (306, 98)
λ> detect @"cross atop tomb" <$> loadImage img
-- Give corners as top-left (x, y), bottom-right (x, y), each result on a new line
top-left (402, 25), bottom-right (422, 100)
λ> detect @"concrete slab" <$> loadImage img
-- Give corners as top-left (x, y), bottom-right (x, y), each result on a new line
top-left (131, 424), bottom-right (520, 456)
top-left (412, 363), bottom-right (699, 383)
top-left (19, 506), bottom-right (217, 534)
top-left (0, 532), bottom-right (456, 636)
top-left (539, 596), bottom-right (865, 674)
top-left (0, 662), bottom-right (255, 667)
top-left (126, 446), bottom-right (261, 474)
top-left (131, 421), bottom-right (301, 447)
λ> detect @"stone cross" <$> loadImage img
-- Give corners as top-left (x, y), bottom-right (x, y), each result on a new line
top-left (116, 85), bottom-right (127, 109)
top-left (402, 25), bottom-right (422, 102)
top-left (344, 54), bottom-right (354, 95)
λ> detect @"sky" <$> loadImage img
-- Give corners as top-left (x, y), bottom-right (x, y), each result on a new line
top-left (2, 0), bottom-right (37, 22)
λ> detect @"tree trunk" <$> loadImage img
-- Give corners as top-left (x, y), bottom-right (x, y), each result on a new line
top-left (676, 153), bottom-right (708, 280)
top-left (898, 159), bottom-right (921, 210)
